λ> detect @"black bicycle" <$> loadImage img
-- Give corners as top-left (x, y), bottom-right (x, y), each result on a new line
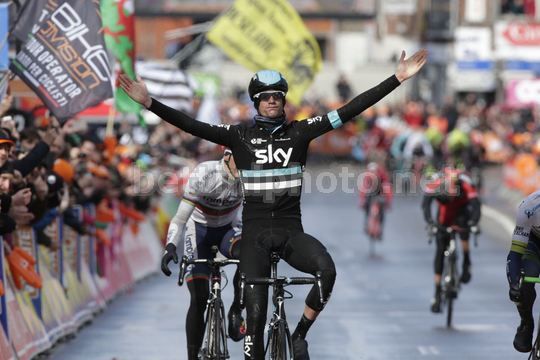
top-left (178, 246), bottom-right (239, 360)
top-left (428, 224), bottom-right (479, 328)
top-left (239, 252), bottom-right (323, 360)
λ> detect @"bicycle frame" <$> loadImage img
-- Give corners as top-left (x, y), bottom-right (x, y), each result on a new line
top-left (239, 253), bottom-right (323, 360)
top-left (266, 256), bottom-right (294, 360)
top-left (178, 246), bottom-right (239, 360)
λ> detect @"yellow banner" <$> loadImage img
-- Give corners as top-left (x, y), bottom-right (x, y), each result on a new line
top-left (207, 0), bottom-right (321, 105)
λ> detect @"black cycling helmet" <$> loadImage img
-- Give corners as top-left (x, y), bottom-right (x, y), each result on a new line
top-left (248, 70), bottom-right (288, 102)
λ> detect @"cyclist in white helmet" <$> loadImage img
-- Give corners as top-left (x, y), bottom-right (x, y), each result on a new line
top-left (161, 150), bottom-right (244, 360)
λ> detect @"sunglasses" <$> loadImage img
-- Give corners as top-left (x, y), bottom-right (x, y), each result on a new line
top-left (254, 91), bottom-right (285, 102)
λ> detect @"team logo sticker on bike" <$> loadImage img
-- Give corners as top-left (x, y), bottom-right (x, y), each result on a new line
top-left (244, 335), bottom-right (253, 357)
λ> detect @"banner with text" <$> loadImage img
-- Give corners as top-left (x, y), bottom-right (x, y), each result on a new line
top-left (206, 0), bottom-right (321, 105)
top-left (10, 0), bottom-right (113, 120)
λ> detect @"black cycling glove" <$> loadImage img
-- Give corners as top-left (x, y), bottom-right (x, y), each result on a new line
top-left (509, 284), bottom-right (521, 303)
top-left (161, 243), bottom-right (178, 277)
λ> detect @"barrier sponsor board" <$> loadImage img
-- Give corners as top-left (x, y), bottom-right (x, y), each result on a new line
top-left (0, 240), bottom-right (7, 336)
top-left (62, 222), bottom-right (92, 327)
top-left (0, 206), bottom-right (162, 356)
top-left (5, 267), bottom-right (40, 360)
top-left (0, 323), bottom-right (14, 360)
top-left (12, 228), bottom-right (42, 319)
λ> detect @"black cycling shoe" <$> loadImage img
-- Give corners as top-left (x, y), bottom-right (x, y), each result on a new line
top-left (513, 319), bottom-right (534, 353)
top-left (292, 337), bottom-right (310, 360)
top-left (430, 287), bottom-right (442, 313)
top-left (460, 262), bottom-right (471, 284)
top-left (227, 305), bottom-right (245, 342)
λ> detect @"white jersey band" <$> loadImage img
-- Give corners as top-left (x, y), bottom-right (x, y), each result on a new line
top-left (182, 160), bottom-right (243, 227)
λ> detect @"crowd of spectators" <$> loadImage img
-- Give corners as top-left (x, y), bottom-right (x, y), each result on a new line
top-left (0, 91), bottom-right (164, 247)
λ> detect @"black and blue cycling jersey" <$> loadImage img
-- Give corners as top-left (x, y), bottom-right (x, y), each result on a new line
top-left (148, 75), bottom-right (401, 221)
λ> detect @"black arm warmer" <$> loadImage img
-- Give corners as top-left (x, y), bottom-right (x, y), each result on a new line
top-left (507, 250), bottom-right (522, 286)
top-left (13, 141), bottom-right (50, 177)
top-left (336, 75), bottom-right (401, 123)
top-left (147, 98), bottom-right (230, 145)
top-left (467, 198), bottom-right (481, 225)
top-left (422, 195), bottom-right (434, 224)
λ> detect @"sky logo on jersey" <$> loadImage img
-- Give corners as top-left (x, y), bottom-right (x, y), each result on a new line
top-left (255, 145), bottom-right (292, 166)
top-left (307, 116), bottom-right (323, 125)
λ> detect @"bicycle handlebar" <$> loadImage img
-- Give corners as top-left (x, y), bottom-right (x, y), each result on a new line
top-left (245, 276), bottom-right (317, 285)
top-left (426, 224), bottom-right (481, 246)
top-left (239, 272), bottom-right (323, 307)
top-left (523, 276), bottom-right (540, 284)
top-left (177, 255), bottom-right (240, 287)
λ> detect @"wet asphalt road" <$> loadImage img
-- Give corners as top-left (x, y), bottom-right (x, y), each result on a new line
top-left (51, 165), bottom-right (525, 360)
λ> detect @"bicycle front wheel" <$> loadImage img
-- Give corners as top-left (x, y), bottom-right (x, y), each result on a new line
top-left (531, 326), bottom-right (540, 360)
top-left (267, 320), bottom-right (291, 360)
top-left (445, 255), bottom-right (458, 328)
top-left (200, 299), bottom-right (229, 360)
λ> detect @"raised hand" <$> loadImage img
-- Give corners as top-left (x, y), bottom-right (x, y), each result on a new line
top-left (395, 49), bottom-right (428, 83)
top-left (118, 73), bottom-right (152, 108)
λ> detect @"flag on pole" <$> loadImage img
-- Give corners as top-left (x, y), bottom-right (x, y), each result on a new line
top-left (11, 0), bottom-right (47, 41)
top-left (137, 61), bottom-right (195, 114)
top-left (101, 0), bottom-right (141, 116)
top-left (10, 0), bottom-right (113, 121)
top-left (206, 0), bottom-right (322, 105)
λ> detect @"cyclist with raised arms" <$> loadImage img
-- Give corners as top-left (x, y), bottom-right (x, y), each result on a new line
top-left (507, 190), bottom-right (540, 353)
top-left (161, 150), bottom-right (244, 360)
top-left (120, 48), bottom-right (427, 360)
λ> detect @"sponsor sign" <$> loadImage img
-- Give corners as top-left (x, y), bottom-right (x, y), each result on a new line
top-left (455, 27), bottom-right (492, 61)
top-left (506, 79), bottom-right (540, 107)
top-left (496, 21), bottom-right (540, 60)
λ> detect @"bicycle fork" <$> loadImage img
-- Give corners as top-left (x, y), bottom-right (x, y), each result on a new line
top-left (443, 239), bottom-right (459, 292)
top-left (266, 290), bottom-right (293, 360)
